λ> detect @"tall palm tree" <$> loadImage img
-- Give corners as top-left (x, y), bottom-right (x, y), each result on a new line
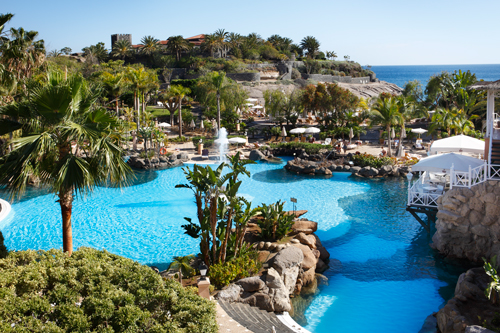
top-left (0, 72), bottom-right (133, 255)
top-left (169, 85), bottom-right (191, 138)
top-left (300, 36), bottom-right (320, 59)
top-left (140, 35), bottom-right (159, 56)
top-left (166, 36), bottom-right (190, 61)
top-left (204, 71), bottom-right (226, 130)
top-left (201, 34), bottom-right (218, 58)
top-left (111, 40), bottom-right (132, 60)
top-left (214, 29), bottom-right (229, 58)
top-left (370, 97), bottom-right (403, 156)
top-left (158, 88), bottom-right (180, 126)
top-left (125, 67), bottom-right (158, 130)
top-left (100, 71), bottom-right (125, 116)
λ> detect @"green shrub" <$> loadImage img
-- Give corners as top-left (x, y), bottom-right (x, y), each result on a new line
top-left (0, 248), bottom-right (217, 333)
top-left (192, 136), bottom-right (214, 148)
top-left (0, 231), bottom-right (7, 259)
top-left (169, 136), bottom-right (189, 143)
top-left (256, 200), bottom-right (294, 241)
top-left (351, 153), bottom-right (394, 168)
top-left (139, 150), bottom-right (155, 159)
top-left (209, 252), bottom-right (261, 289)
top-left (270, 142), bottom-right (325, 155)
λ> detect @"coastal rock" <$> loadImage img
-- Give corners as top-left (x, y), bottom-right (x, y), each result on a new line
top-left (177, 152), bottom-right (189, 161)
top-left (295, 232), bottom-right (317, 249)
top-left (271, 246), bottom-right (303, 293)
top-left (217, 284), bottom-right (243, 302)
top-left (292, 244), bottom-right (316, 270)
top-left (237, 276), bottom-right (266, 292)
top-left (291, 220), bottom-right (318, 234)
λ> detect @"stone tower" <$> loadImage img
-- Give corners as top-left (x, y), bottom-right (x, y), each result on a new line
top-left (111, 34), bottom-right (132, 48)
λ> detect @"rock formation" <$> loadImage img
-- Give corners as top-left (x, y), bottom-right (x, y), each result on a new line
top-left (437, 268), bottom-right (498, 333)
top-left (127, 152), bottom-right (188, 170)
top-left (432, 181), bottom-right (500, 262)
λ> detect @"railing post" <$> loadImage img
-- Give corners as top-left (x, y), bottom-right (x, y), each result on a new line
top-left (450, 164), bottom-right (454, 190)
top-left (468, 165), bottom-right (472, 188)
top-left (485, 160), bottom-right (488, 182)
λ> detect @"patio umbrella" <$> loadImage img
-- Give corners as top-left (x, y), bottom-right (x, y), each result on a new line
top-left (290, 128), bottom-right (306, 134)
top-left (158, 122), bottom-right (171, 128)
top-left (349, 128), bottom-right (354, 143)
top-left (391, 127), bottom-right (395, 139)
top-left (228, 137), bottom-right (246, 148)
top-left (412, 153), bottom-right (484, 173)
top-left (411, 128), bottom-right (427, 138)
top-left (281, 126), bottom-right (287, 137)
top-left (214, 137), bottom-right (229, 144)
top-left (245, 103), bottom-right (254, 106)
top-left (429, 134), bottom-right (484, 155)
top-left (190, 119), bottom-right (195, 129)
top-left (246, 98), bottom-right (258, 102)
top-left (397, 126), bottom-right (406, 157)
top-left (200, 120), bottom-right (204, 130)
top-left (253, 105), bottom-right (264, 109)
top-left (304, 127), bottom-right (320, 134)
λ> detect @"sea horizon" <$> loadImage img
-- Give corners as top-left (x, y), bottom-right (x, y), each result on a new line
top-left (368, 63), bottom-right (500, 88)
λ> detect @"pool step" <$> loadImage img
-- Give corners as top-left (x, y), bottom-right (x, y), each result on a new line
top-left (218, 300), bottom-right (298, 333)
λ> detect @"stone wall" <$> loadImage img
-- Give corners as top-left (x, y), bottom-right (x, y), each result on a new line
top-left (226, 72), bottom-right (261, 82)
top-left (432, 181), bottom-right (500, 262)
top-left (301, 74), bottom-right (371, 84)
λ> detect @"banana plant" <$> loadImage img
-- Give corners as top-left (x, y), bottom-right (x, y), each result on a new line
top-left (484, 256), bottom-right (500, 304)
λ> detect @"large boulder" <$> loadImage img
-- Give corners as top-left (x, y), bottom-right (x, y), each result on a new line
top-left (271, 246), bottom-right (303, 294)
top-left (249, 149), bottom-right (265, 161)
top-left (266, 268), bottom-right (291, 312)
top-left (378, 165), bottom-right (393, 176)
top-left (295, 232), bottom-right (317, 249)
top-left (237, 276), bottom-right (266, 292)
top-left (292, 244), bottom-right (317, 270)
top-left (292, 220), bottom-right (318, 235)
top-left (177, 152), bottom-right (189, 161)
top-left (217, 284), bottom-right (243, 302)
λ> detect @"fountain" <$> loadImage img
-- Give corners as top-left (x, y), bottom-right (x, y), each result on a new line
top-left (216, 127), bottom-right (229, 163)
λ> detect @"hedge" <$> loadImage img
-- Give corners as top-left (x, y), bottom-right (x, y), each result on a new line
top-left (0, 248), bottom-right (217, 333)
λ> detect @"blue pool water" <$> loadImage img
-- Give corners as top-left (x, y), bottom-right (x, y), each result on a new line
top-left (0, 160), bottom-right (465, 332)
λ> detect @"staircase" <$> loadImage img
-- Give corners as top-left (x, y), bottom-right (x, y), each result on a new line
top-left (490, 140), bottom-right (500, 165)
top-left (218, 300), bottom-right (301, 333)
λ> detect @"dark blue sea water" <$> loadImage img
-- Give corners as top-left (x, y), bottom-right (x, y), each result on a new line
top-left (370, 64), bottom-right (500, 88)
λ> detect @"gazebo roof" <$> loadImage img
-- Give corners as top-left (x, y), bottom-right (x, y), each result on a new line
top-left (468, 80), bottom-right (500, 90)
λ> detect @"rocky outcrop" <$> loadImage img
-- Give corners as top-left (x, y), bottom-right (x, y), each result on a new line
top-left (284, 158), bottom-right (409, 178)
top-left (432, 182), bottom-right (500, 262)
top-left (249, 149), bottom-right (266, 161)
top-left (217, 219), bottom-right (331, 313)
top-left (127, 152), bottom-right (185, 170)
top-left (436, 268), bottom-right (499, 333)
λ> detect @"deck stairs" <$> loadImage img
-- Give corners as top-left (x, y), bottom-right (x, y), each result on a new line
top-left (490, 140), bottom-right (500, 180)
top-left (218, 300), bottom-right (305, 333)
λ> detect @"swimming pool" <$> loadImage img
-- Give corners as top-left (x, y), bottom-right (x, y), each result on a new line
top-left (0, 159), bottom-right (464, 332)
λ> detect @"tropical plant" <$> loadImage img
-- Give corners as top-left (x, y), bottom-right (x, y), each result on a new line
top-left (484, 256), bottom-right (500, 304)
top-left (140, 35), bottom-right (159, 56)
top-left (0, 72), bottom-right (134, 255)
top-left (169, 254), bottom-right (196, 283)
top-left (167, 35), bottom-right (190, 61)
top-left (0, 230), bottom-right (7, 258)
top-left (300, 36), bottom-right (320, 59)
top-left (0, 248), bottom-right (218, 332)
top-left (370, 96), bottom-right (404, 156)
top-left (196, 71), bottom-right (228, 130)
top-left (100, 71), bottom-right (125, 115)
top-left (256, 200), bottom-right (294, 241)
top-left (209, 251), bottom-right (261, 289)
top-left (82, 42), bottom-right (108, 63)
top-left (169, 85), bottom-right (191, 138)
top-left (111, 39), bottom-right (132, 60)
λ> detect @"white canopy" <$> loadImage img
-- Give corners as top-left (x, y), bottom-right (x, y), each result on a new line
top-left (290, 128), bottom-right (306, 134)
top-left (412, 153), bottom-right (485, 173)
top-left (228, 137), bottom-right (246, 144)
top-left (304, 127), bottom-right (320, 134)
top-left (429, 135), bottom-right (484, 155)
top-left (158, 122), bottom-right (171, 127)
top-left (411, 128), bottom-right (427, 134)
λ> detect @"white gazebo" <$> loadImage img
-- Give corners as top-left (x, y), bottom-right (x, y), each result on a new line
top-left (428, 134), bottom-right (484, 156)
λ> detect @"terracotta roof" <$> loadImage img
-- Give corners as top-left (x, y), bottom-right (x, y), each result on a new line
top-left (468, 80), bottom-right (500, 90)
top-left (186, 34), bottom-right (205, 40)
top-left (132, 44), bottom-right (142, 48)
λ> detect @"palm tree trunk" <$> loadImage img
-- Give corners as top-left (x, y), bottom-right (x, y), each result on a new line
top-left (58, 189), bottom-right (73, 255)
top-left (116, 98), bottom-right (119, 116)
top-left (216, 92), bottom-right (221, 130)
top-left (210, 196), bottom-right (218, 263)
top-left (178, 98), bottom-right (183, 138)
top-left (219, 209), bottom-right (233, 263)
top-left (387, 125), bottom-right (392, 157)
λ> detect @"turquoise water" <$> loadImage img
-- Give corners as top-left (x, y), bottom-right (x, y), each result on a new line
top-left (0, 160), bottom-right (464, 332)
top-left (370, 64), bottom-right (500, 88)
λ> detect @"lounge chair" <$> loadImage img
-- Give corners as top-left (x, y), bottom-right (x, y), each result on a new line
top-left (267, 136), bottom-right (276, 144)
top-left (202, 149), bottom-right (209, 159)
top-left (300, 136), bottom-right (307, 143)
top-left (293, 137), bottom-right (300, 143)
top-left (253, 142), bottom-right (262, 149)
top-left (285, 137), bottom-right (291, 142)
top-left (322, 138), bottom-right (332, 146)
top-left (275, 136), bottom-right (283, 143)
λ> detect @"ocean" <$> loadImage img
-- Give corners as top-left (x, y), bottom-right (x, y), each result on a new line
top-left (369, 64), bottom-right (500, 89)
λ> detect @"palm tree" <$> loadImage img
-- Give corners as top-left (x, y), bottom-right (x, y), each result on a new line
top-left (111, 40), bottom-right (132, 60)
top-left (201, 34), bottom-right (218, 58)
top-left (300, 36), bottom-right (320, 59)
top-left (370, 97), bottom-right (403, 156)
top-left (167, 36), bottom-right (190, 61)
top-left (214, 29), bottom-right (229, 58)
top-left (0, 72), bottom-right (133, 255)
top-left (124, 67), bottom-right (158, 130)
top-left (169, 254), bottom-right (195, 283)
top-left (169, 85), bottom-right (191, 138)
top-left (100, 71), bottom-right (125, 116)
top-left (429, 107), bottom-right (455, 137)
top-left (140, 35), bottom-right (159, 56)
top-left (204, 71), bottom-right (226, 130)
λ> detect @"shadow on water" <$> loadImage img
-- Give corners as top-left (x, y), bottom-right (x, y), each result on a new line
top-left (115, 198), bottom-right (191, 209)
top-left (102, 170), bottom-right (158, 188)
top-left (310, 176), bottom-right (468, 308)
top-left (252, 168), bottom-right (305, 183)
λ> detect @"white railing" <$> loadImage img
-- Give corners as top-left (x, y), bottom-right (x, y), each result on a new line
top-left (407, 180), bottom-right (442, 207)
top-left (489, 164), bottom-right (500, 179)
top-left (450, 161), bottom-right (488, 189)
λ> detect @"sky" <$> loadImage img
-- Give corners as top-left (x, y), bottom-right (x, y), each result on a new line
top-left (3, 0), bottom-right (500, 66)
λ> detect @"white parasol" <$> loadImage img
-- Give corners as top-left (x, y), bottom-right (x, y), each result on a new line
top-left (281, 126), bottom-right (287, 137)
top-left (246, 98), bottom-right (258, 102)
top-left (214, 137), bottom-right (229, 144)
top-left (228, 137), bottom-right (246, 148)
top-left (290, 128), bottom-right (306, 134)
top-left (412, 153), bottom-right (484, 173)
top-left (349, 128), bottom-right (354, 143)
top-left (304, 127), bottom-right (320, 134)
top-left (190, 119), bottom-right (195, 128)
top-left (411, 128), bottom-right (427, 138)
top-left (391, 127), bottom-right (395, 139)
top-left (158, 122), bottom-right (171, 128)
top-left (252, 105), bottom-right (264, 109)
top-left (200, 120), bottom-right (204, 129)
top-left (429, 134), bottom-right (485, 155)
